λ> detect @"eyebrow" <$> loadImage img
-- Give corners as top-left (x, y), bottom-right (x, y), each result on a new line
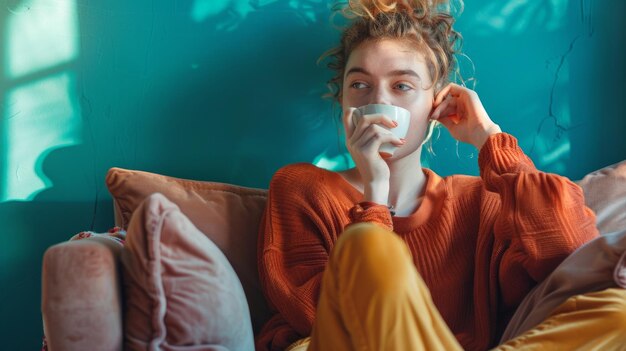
top-left (345, 67), bottom-right (421, 80)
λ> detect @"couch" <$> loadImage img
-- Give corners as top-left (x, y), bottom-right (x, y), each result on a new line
top-left (41, 161), bottom-right (626, 350)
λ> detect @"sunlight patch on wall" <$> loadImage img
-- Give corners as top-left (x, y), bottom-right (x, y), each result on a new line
top-left (4, 0), bottom-right (78, 79)
top-left (287, 0), bottom-right (325, 23)
top-left (470, 0), bottom-right (568, 36)
top-left (313, 148), bottom-right (353, 171)
top-left (188, 0), bottom-right (324, 29)
top-left (2, 0), bottom-right (80, 202)
top-left (526, 44), bottom-right (573, 174)
top-left (3, 72), bottom-right (82, 201)
top-left (189, 0), bottom-right (254, 29)
top-left (540, 140), bottom-right (570, 166)
top-left (525, 92), bottom-right (571, 174)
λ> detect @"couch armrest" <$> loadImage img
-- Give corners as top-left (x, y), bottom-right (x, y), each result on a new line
top-left (42, 236), bottom-right (123, 351)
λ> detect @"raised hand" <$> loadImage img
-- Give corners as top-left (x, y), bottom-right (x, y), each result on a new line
top-left (429, 83), bottom-right (502, 149)
top-left (343, 107), bottom-right (405, 204)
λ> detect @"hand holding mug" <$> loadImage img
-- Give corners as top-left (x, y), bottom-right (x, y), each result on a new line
top-left (343, 104), bottom-right (408, 202)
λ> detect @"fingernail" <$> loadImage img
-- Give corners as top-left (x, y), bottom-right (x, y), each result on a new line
top-left (392, 121), bottom-right (399, 127)
top-left (400, 138), bottom-right (406, 144)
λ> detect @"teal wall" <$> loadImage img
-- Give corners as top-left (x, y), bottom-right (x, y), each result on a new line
top-left (1, 0), bottom-right (624, 347)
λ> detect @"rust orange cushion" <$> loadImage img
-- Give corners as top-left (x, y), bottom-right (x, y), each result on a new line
top-left (105, 167), bottom-right (271, 333)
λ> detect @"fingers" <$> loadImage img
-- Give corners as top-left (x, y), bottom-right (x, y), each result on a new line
top-left (433, 83), bottom-right (463, 107)
top-left (349, 113), bottom-right (398, 143)
top-left (433, 84), bottom-right (451, 106)
top-left (437, 115), bottom-right (460, 130)
top-left (429, 95), bottom-right (457, 121)
top-left (353, 125), bottom-right (404, 153)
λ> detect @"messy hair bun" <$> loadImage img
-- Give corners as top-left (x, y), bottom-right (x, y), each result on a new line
top-left (345, 0), bottom-right (454, 21)
top-left (321, 0), bottom-right (464, 102)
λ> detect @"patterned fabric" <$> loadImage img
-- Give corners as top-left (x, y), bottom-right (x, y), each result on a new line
top-left (41, 227), bottom-right (127, 351)
top-left (69, 226), bottom-right (127, 245)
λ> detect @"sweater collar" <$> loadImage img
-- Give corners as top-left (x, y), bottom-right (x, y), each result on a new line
top-left (329, 166), bottom-right (447, 233)
top-left (391, 168), bottom-right (447, 233)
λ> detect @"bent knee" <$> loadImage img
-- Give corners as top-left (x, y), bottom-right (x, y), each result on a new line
top-left (337, 223), bottom-right (406, 261)
top-left (333, 223), bottom-right (415, 293)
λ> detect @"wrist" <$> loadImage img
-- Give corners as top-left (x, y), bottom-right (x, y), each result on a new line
top-left (474, 124), bottom-right (502, 150)
top-left (363, 181), bottom-right (389, 205)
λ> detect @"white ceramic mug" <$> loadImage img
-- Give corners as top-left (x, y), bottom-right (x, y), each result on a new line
top-left (352, 104), bottom-right (411, 157)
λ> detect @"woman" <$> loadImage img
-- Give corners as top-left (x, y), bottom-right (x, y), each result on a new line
top-left (256, 1), bottom-right (625, 350)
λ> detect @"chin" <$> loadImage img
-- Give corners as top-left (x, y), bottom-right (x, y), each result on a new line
top-left (382, 144), bottom-right (422, 161)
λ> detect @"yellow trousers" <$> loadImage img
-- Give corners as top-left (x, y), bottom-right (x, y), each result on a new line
top-left (286, 223), bottom-right (626, 351)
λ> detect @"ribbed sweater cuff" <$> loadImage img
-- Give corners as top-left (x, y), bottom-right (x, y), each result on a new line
top-left (478, 133), bottom-right (534, 177)
top-left (348, 201), bottom-right (394, 232)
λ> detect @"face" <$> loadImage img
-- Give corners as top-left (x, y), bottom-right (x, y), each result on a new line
top-left (341, 39), bottom-right (436, 159)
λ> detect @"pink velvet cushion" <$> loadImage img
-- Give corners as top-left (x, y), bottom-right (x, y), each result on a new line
top-left (42, 233), bottom-right (125, 351)
top-left (577, 160), bottom-right (626, 234)
top-left (122, 192), bottom-right (254, 350)
top-left (106, 167), bottom-right (271, 332)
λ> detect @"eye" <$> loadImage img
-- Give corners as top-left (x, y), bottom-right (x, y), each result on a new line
top-left (395, 83), bottom-right (413, 91)
top-left (350, 82), bottom-right (368, 89)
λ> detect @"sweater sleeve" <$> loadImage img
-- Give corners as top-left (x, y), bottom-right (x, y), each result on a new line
top-left (256, 166), bottom-right (337, 351)
top-left (347, 201), bottom-right (394, 232)
top-left (478, 133), bottom-right (599, 311)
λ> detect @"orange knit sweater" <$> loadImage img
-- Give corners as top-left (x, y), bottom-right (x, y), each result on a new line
top-left (255, 133), bottom-right (599, 351)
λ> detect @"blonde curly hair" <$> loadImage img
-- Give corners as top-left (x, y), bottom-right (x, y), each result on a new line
top-left (320, 0), bottom-right (464, 102)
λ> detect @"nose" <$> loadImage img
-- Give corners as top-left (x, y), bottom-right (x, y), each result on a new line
top-left (369, 86), bottom-right (392, 105)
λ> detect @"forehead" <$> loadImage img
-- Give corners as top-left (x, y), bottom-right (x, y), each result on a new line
top-left (345, 39), bottom-right (431, 82)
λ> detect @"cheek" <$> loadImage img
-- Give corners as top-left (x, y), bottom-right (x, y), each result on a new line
top-left (342, 89), bottom-right (367, 109)
top-left (407, 99), bottom-right (434, 133)
top-left (341, 90), bottom-right (356, 110)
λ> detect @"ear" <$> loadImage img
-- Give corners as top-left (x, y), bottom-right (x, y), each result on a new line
top-left (434, 80), bottom-right (444, 95)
